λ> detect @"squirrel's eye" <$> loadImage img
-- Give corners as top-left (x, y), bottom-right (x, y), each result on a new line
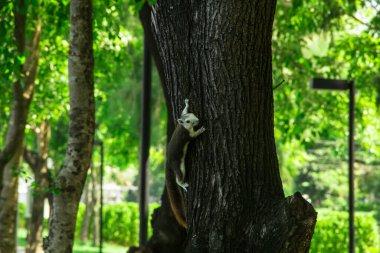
top-left (186, 120), bottom-right (190, 123)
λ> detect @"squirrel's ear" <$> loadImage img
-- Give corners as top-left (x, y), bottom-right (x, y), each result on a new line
top-left (177, 119), bottom-right (184, 124)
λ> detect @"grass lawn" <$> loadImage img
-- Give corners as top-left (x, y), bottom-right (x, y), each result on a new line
top-left (17, 228), bottom-right (127, 253)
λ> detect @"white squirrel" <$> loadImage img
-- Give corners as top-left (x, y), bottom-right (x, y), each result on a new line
top-left (166, 99), bottom-right (205, 228)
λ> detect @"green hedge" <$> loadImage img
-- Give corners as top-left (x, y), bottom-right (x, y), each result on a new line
top-left (20, 202), bottom-right (379, 250)
top-left (75, 202), bottom-right (159, 246)
top-left (103, 203), bottom-right (139, 245)
top-left (76, 205), bottom-right (380, 249)
top-left (311, 210), bottom-right (380, 253)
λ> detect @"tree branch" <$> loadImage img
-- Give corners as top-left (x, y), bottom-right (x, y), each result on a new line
top-left (0, 0), bottom-right (40, 174)
top-left (347, 14), bottom-right (377, 31)
top-left (273, 79), bottom-right (286, 90)
top-left (23, 148), bottom-right (42, 174)
top-left (0, 0), bottom-right (27, 188)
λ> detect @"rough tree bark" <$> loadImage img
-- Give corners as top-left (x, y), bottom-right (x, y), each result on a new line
top-left (135, 1), bottom-right (317, 252)
top-left (43, 0), bottom-right (95, 252)
top-left (0, 1), bottom-right (40, 252)
top-left (23, 120), bottom-right (51, 253)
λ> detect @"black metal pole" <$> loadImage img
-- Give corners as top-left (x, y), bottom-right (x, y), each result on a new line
top-left (348, 81), bottom-right (355, 253)
top-left (310, 77), bottom-right (355, 252)
top-left (99, 141), bottom-right (104, 253)
top-left (139, 32), bottom-right (151, 246)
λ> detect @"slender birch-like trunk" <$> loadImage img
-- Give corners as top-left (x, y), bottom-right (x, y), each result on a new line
top-left (43, 0), bottom-right (94, 251)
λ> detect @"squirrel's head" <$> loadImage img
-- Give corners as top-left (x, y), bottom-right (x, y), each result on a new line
top-left (177, 113), bottom-right (199, 130)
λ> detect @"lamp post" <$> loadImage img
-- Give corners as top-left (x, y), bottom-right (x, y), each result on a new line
top-left (139, 31), bottom-right (152, 246)
top-left (310, 78), bottom-right (355, 253)
top-left (94, 140), bottom-right (104, 253)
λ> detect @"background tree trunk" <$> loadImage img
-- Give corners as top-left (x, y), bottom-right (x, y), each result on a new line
top-left (43, 0), bottom-right (95, 251)
top-left (137, 1), bottom-right (317, 252)
top-left (23, 120), bottom-right (51, 253)
top-left (0, 1), bottom-right (26, 176)
top-left (80, 169), bottom-right (93, 242)
top-left (0, 1), bottom-right (40, 252)
top-left (0, 146), bottom-right (23, 253)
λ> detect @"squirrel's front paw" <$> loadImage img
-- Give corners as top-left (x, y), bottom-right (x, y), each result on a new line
top-left (180, 182), bottom-right (188, 192)
top-left (199, 126), bottom-right (206, 133)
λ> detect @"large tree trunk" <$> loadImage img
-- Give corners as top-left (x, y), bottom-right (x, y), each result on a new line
top-left (43, 0), bottom-right (95, 252)
top-left (136, 1), bottom-right (317, 252)
top-left (23, 120), bottom-right (51, 253)
top-left (0, 1), bottom-right (40, 252)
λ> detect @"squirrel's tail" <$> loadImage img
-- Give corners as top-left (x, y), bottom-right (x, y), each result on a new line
top-left (166, 169), bottom-right (188, 228)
